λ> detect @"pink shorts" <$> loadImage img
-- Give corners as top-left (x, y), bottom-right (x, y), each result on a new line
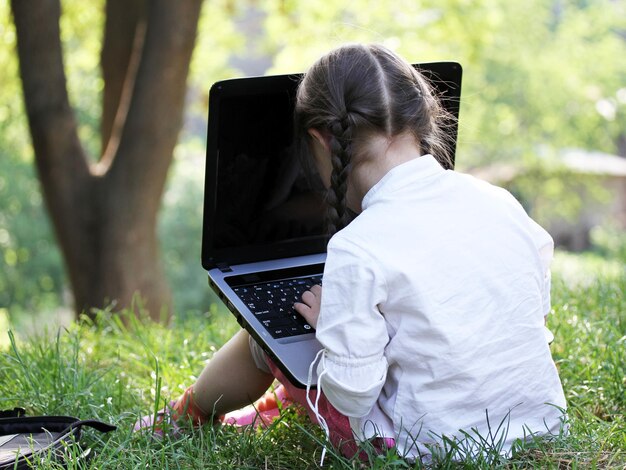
top-left (266, 356), bottom-right (395, 459)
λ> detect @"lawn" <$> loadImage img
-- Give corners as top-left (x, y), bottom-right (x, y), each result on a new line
top-left (1, 250), bottom-right (624, 469)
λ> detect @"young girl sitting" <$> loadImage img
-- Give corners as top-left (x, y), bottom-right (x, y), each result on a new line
top-left (136, 43), bottom-right (566, 463)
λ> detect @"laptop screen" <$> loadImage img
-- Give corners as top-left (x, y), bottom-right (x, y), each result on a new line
top-left (202, 63), bottom-right (462, 270)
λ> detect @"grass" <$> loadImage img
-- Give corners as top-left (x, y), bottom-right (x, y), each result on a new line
top-left (0, 250), bottom-right (624, 469)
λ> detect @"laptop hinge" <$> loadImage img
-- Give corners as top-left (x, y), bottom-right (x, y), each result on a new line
top-left (216, 262), bottom-right (233, 273)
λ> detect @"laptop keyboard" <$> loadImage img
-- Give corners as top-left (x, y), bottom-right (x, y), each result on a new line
top-left (233, 275), bottom-right (322, 339)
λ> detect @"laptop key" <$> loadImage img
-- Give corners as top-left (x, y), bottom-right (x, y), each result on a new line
top-left (270, 327), bottom-right (292, 338)
top-left (261, 316), bottom-right (292, 328)
top-left (286, 324), bottom-right (305, 335)
top-left (253, 309), bottom-right (273, 317)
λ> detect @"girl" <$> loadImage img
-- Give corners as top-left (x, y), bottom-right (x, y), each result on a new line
top-left (136, 43), bottom-right (566, 462)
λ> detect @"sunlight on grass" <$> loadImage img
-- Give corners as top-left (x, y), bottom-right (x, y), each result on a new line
top-left (552, 249), bottom-right (625, 287)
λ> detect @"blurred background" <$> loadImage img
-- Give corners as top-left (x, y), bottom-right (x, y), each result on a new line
top-left (1, 0), bottom-right (625, 334)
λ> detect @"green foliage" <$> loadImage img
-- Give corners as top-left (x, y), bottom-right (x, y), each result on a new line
top-left (0, 4), bottom-right (66, 319)
top-left (261, 0), bottom-right (626, 168)
top-left (0, 253), bottom-right (624, 468)
top-left (0, 3), bottom-right (25, 149)
top-left (158, 147), bottom-right (219, 317)
top-left (190, 0), bottom-right (246, 86)
top-left (0, 154), bottom-right (66, 318)
top-left (59, 0), bottom-right (105, 160)
top-left (591, 223), bottom-right (626, 262)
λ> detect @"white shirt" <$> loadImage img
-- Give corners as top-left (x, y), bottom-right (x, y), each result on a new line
top-left (315, 155), bottom-right (566, 459)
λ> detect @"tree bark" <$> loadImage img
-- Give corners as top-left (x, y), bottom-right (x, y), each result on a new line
top-left (11, 0), bottom-right (203, 321)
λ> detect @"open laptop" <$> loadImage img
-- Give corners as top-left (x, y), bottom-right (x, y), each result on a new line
top-left (201, 62), bottom-right (462, 388)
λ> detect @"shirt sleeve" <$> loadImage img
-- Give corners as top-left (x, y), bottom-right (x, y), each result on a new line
top-left (315, 236), bottom-right (390, 418)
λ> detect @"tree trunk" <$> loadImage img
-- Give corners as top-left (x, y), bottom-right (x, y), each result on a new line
top-left (11, 0), bottom-right (203, 321)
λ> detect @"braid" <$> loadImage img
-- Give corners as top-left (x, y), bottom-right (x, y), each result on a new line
top-left (325, 114), bottom-right (352, 236)
top-left (295, 44), bottom-right (457, 237)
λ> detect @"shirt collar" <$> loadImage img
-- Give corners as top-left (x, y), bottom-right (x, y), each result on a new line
top-left (361, 154), bottom-right (445, 210)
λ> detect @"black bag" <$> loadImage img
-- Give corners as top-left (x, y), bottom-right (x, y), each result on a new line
top-left (0, 407), bottom-right (116, 469)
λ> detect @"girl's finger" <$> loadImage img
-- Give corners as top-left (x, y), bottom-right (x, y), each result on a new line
top-left (301, 290), bottom-right (318, 306)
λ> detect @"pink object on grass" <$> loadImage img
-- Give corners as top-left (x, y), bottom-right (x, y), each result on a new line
top-left (222, 383), bottom-right (291, 427)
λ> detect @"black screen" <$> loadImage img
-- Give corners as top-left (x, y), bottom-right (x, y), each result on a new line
top-left (213, 91), bottom-right (326, 250)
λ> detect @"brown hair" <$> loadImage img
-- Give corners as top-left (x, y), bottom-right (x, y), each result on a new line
top-left (294, 44), bottom-right (454, 236)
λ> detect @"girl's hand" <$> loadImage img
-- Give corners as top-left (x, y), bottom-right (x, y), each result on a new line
top-left (294, 284), bottom-right (322, 329)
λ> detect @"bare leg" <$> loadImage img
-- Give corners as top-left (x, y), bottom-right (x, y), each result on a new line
top-left (192, 329), bottom-right (274, 418)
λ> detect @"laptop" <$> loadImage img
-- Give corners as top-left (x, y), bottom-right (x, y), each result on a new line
top-left (201, 62), bottom-right (462, 388)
